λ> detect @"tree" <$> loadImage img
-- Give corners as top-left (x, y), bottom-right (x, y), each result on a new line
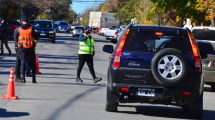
top-left (150, 0), bottom-right (207, 26)
top-left (115, 0), bottom-right (137, 24)
top-left (197, 0), bottom-right (215, 26)
top-left (0, 0), bottom-right (73, 20)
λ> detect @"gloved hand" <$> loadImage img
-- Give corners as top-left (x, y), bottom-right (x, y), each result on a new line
top-left (88, 35), bottom-right (92, 39)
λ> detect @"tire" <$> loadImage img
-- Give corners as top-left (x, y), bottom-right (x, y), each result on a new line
top-left (151, 48), bottom-right (188, 87)
top-left (211, 85), bottom-right (215, 92)
top-left (110, 39), bottom-right (117, 44)
top-left (51, 38), bottom-right (55, 43)
top-left (182, 93), bottom-right (203, 119)
top-left (105, 86), bottom-right (119, 112)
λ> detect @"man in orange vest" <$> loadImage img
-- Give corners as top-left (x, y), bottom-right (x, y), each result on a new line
top-left (14, 16), bottom-right (38, 83)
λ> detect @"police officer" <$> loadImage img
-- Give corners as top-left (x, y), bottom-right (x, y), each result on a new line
top-left (14, 16), bottom-right (37, 83)
top-left (76, 29), bottom-right (102, 83)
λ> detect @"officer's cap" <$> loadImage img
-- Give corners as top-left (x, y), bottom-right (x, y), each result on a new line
top-left (20, 16), bottom-right (29, 22)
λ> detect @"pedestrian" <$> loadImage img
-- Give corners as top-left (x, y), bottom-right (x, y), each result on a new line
top-left (14, 16), bottom-right (38, 83)
top-left (76, 29), bottom-right (102, 83)
top-left (0, 20), bottom-right (11, 55)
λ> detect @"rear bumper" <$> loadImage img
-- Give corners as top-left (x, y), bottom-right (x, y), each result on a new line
top-left (108, 83), bottom-right (201, 106)
top-left (105, 35), bottom-right (117, 40)
top-left (38, 33), bottom-right (55, 39)
top-left (203, 70), bottom-right (215, 83)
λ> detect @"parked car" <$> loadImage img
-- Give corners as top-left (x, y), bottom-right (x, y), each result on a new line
top-left (93, 27), bottom-right (101, 34)
top-left (71, 26), bottom-right (84, 37)
top-left (105, 27), bottom-right (121, 43)
top-left (192, 26), bottom-right (215, 91)
top-left (33, 20), bottom-right (56, 43)
top-left (83, 25), bottom-right (92, 32)
top-left (103, 24), bottom-right (204, 119)
top-left (99, 27), bottom-right (108, 36)
top-left (54, 21), bottom-right (70, 33)
top-left (7, 20), bottom-right (21, 38)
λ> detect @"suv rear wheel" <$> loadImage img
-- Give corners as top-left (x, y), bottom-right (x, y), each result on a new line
top-left (105, 85), bottom-right (119, 112)
top-left (151, 48), bottom-right (188, 87)
top-left (182, 93), bottom-right (203, 119)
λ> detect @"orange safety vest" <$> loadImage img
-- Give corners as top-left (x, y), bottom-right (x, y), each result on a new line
top-left (18, 26), bottom-right (34, 48)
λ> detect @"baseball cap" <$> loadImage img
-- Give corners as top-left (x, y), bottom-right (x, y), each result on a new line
top-left (20, 16), bottom-right (29, 22)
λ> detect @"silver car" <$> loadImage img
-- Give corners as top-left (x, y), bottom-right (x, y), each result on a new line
top-left (192, 26), bottom-right (215, 91)
top-left (71, 26), bottom-right (84, 37)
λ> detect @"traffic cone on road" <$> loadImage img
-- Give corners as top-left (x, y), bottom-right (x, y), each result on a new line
top-left (35, 53), bottom-right (41, 74)
top-left (2, 67), bottom-right (18, 100)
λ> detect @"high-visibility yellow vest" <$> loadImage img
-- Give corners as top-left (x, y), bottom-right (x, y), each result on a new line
top-left (78, 33), bottom-right (94, 54)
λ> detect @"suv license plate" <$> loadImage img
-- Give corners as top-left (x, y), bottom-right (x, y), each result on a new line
top-left (40, 33), bottom-right (46, 36)
top-left (137, 88), bottom-right (155, 97)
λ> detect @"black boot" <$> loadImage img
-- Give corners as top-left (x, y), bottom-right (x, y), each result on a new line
top-left (32, 75), bottom-right (37, 83)
top-left (15, 75), bottom-right (21, 82)
top-left (21, 75), bottom-right (26, 83)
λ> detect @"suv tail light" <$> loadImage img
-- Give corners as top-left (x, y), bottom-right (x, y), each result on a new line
top-left (112, 29), bottom-right (130, 67)
top-left (188, 32), bottom-right (202, 72)
top-left (115, 31), bottom-right (118, 35)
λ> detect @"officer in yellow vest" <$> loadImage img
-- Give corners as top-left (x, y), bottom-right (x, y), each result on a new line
top-left (14, 16), bottom-right (37, 83)
top-left (76, 29), bottom-right (102, 83)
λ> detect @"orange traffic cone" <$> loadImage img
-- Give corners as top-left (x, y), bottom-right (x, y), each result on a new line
top-left (2, 67), bottom-right (18, 100)
top-left (35, 53), bottom-right (41, 74)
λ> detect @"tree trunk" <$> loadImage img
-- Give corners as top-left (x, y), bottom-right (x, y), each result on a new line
top-left (211, 18), bottom-right (215, 27)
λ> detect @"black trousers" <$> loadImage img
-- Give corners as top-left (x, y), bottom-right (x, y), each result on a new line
top-left (15, 48), bottom-right (21, 78)
top-left (77, 54), bottom-right (96, 79)
top-left (1, 39), bottom-right (11, 54)
top-left (20, 48), bottom-right (36, 77)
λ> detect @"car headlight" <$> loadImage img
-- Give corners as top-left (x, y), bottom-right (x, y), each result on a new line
top-left (35, 29), bottom-right (38, 32)
top-left (49, 31), bottom-right (54, 33)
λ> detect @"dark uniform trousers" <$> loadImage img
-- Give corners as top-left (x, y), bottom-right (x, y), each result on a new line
top-left (15, 48), bottom-right (21, 78)
top-left (20, 47), bottom-right (36, 77)
top-left (77, 54), bottom-right (96, 79)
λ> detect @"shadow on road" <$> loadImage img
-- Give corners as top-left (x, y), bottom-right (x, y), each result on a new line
top-left (47, 86), bottom-right (103, 120)
top-left (0, 108), bottom-right (29, 118)
top-left (117, 104), bottom-right (214, 120)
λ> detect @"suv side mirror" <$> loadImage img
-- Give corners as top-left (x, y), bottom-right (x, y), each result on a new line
top-left (103, 45), bottom-right (114, 53)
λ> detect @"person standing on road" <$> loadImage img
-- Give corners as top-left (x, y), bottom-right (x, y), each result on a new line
top-left (0, 20), bottom-right (11, 55)
top-left (14, 16), bottom-right (37, 83)
top-left (76, 29), bottom-right (102, 83)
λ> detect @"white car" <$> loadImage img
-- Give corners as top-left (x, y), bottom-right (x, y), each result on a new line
top-left (99, 27), bottom-right (108, 36)
top-left (192, 26), bottom-right (215, 91)
top-left (71, 26), bottom-right (84, 37)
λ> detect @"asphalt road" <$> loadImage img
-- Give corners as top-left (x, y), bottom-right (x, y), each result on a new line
top-left (0, 33), bottom-right (215, 120)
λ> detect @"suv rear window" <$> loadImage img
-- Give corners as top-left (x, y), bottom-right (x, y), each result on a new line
top-left (124, 26), bottom-right (192, 52)
top-left (34, 21), bottom-right (53, 28)
top-left (192, 28), bottom-right (215, 41)
top-left (59, 22), bottom-right (68, 26)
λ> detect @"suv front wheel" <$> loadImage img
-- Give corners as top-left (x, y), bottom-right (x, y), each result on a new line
top-left (151, 48), bottom-right (188, 87)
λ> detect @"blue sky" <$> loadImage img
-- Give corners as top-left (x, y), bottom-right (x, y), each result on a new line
top-left (71, 0), bottom-right (105, 14)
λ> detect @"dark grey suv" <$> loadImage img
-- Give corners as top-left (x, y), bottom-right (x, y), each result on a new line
top-left (103, 24), bottom-right (204, 118)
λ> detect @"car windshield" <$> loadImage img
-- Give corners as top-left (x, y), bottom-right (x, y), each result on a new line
top-left (74, 27), bottom-right (84, 30)
top-left (192, 28), bottom-right (215, 41)
top-left (59, 22), bottom-right (68, 26)
top-left (33, 21), bottom-right (53, 28)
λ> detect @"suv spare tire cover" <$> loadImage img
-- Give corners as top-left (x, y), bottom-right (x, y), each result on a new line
top-left (151, 48), bottom-right (188, 87)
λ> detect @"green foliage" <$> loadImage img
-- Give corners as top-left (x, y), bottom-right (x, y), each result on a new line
top-left (115, 0), bottom-right (137, 24)
top-left (0, 0), bottom-right (73, 21)
top-left (150, 0), bottom-right (207, 26)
